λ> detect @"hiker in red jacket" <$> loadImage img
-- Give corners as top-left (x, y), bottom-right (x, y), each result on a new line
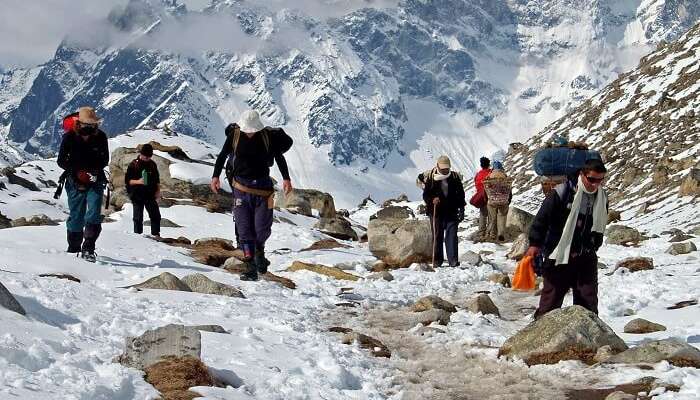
top-left (473, 157), bottom-right (492, 238)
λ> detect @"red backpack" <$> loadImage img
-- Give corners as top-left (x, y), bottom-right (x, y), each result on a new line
top-left (62, 112), bottom-right (79, 133)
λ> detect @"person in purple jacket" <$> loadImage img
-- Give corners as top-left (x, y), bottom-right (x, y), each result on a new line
top-left (210, 110), bottom-right (293, 281)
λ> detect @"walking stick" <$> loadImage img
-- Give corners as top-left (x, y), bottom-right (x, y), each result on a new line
top-left (431, 202), bottom-right (438, 268)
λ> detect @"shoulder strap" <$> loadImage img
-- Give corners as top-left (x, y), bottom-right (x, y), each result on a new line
top-left (231, 127), bottom-right (270, 154)
top-left (261, 130), bottom-right (270, 153)
top-left (231, 126), bottom-right (241, 154)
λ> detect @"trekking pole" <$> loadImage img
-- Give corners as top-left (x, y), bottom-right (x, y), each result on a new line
top-left (431, 202), bottom-right (438, 267)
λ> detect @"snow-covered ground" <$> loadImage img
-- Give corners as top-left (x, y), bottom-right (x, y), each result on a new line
top-left (1, 131), bottom-right (699, 399)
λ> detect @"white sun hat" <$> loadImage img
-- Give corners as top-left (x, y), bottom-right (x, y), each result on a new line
top-left (237, 110), bottom-right (265, 133)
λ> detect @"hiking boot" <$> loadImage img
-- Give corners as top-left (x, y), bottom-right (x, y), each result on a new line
top-left (240, 261), bottom-right (258, 281)
top-left (254, 248), bottom-right (270, 274)
top-left (497, 235), bottom-right (505, 242)
top-left (448, 261), bottom-right (460, 268)
top-left (67, 231), bottom-right (83, 253)
top-left (81, 251), bottom-right (97, 263)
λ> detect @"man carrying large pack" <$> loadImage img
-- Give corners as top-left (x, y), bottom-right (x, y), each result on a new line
top-left (483, 161), bottom-right (512, 242)
top-left (211, 110), bottom-right (293, 281)
top-left (472, 157), bottom-right (492, 238)
top-left (57, 107), bottom-right (109, 262)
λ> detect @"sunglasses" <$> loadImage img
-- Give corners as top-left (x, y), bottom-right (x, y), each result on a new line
top-left (585, 175), bottom-right (605, 183)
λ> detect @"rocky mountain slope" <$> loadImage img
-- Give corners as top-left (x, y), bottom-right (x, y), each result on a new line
top-left (1, 0), bottom-right (698, 205)
top-left (505, 21), bottom-right (700, 233)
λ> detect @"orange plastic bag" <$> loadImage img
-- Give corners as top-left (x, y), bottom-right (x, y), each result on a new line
top-left (512, 255), bottom-right (536, 291)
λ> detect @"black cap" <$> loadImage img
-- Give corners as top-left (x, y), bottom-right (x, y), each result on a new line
top-left (140, 143), bottom-right (154, 157)
top-left (480, 157), bottom-right (490, 169)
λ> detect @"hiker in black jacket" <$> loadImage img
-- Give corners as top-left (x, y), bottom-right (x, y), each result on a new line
top-left (526, 158), bottom-right (609, 318)
top-left (210, 110), bottom-right (293, 281)
top-left (418, 155), bottom-right (466, 268)
top-left (57, 107), bottom-right (109, 262)
top-left (125, 144), bottom-right (161, 236)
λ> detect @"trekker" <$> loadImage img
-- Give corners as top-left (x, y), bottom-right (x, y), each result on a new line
top-left (418, 155), bottom-right (466, 268)
top-left (526, 159), bottom-right (609, 318)
top-left (483, 161), bottom-right (512, 242)
top-left (211, 110), bottom-right (293, 281)
top-left (474, 157), bottom-right (492, 238)
top-left (125, 143), bottom-right (161, 236)
top-left (57, 107), bottom-right (109, 262)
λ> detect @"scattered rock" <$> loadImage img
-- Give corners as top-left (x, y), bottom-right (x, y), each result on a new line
top-left (328, 326), bottom-right (353, 334)
top-left (665, 241), bottom-right (697, 255)
top-left (498, 305), bottom-right (628, 365)
top-left (505, 207), bottom-right (535, 235)
top-left (594, 345), bottom-right (616, 363)
top-left (412, 309), bottom-right (452, 326)
top-left (614, 257), bottom-right (654, 273)
top-left (11, 214), bottom-right (59, 227)
top-left (466, 294), bottom-right (500, 317)
top-left (314, 216), bottom-right (358, 241)
top-left (507, 233), bottom-right (529, 260)
top-left (489, 273), bottom-right (511, 288)
top-left (598, 262), bottom-right (607, 269)
top-left (667, 299), bottom-right (698, 310)
top-left (367, 271), bottom-right (394, 282)
top-left (459, 251), bottom-right (482, 266)
top-left (287, 261), bottom-right (360, 281)
top-left (604, 391), bottom-right (635, 400)
top-left (180, 274), bottom-right (245, 298)
top-left (678, 168), bottom-right (700, 196)
top-left (0, 212), bottom-right (11, 229)
top-left (607, 209), bottom-right (622, 224)
top-left (1, 167), bottom-right (40, 191)
top-left (144, 356), bottom-right (215, 400)
top-left (276, 188), bottom-right (336, 218)
top-left (604, 338), bottom-right (700, 368)
top-left (129, 272), bottom-right (192, 292)
top-left (143, 141), bottom-right (193, 161)
top-left (370, 206), bottom-right (415, 221)
top-left (301, 238), bottom-right (351, 252)
top-left (623, 318), bottom-right (667, 334)
top-left (153, 236), bottom-right (192, 246)
top-left (341, 331), bottom-right (391, 358)
top-left (117, 324), bottom-right (225, 370)
top-left (382, 193), bottom-right (409, 207)
top-left (411, 295), bottom-right (457, 313)
top-left (417, 263), bottom-right (435, 272)
top-left (222, 262), bottom-right (297, 289)
top-left (669, 232), bottom-right (694, 242)
top-left (0, 281), bottom-right (26, 316)
top-left (145, 218), bottom-right (181, 228)
top-left (191, 238), bottom-right (244, 268)
top-left (336, 209), bottom-right (350, 218)
top-left (369, 261), bottom-right (389, 272)
top-left (606, 225), bottom-right (647, 246)
top-left (413, 326), bottom-right (446, 336)
top-left (368, 218), bottom-right (432, 267)
top-left (38, 273), bottom-right (81, 283)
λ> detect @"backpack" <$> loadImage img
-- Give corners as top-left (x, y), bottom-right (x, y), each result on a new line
top-left (533, 144), bottom-right (601, 176)
top-left (223, 124), bottom-right (293, 185)
top-left (484, 172), bottom-right (512, 206)
top-left (62, 112), bottom-right (79, 133)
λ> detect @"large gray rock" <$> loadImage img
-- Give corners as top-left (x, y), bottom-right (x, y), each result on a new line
top-left (606, 225), bottom-right (647, 245)
top-left (0, 281), bottom-right (26, 315)
top-left (181, 274), bottom-right (245, 298)
top-left (370, 206), bottom-right (415, 221)
top-left (314, 217), bottom-right (358, 241)
top-left (368, 218), bottom-right (432, 267)
top-left (623, 318), bottom-right (666, 334)
top-left (605, 339), bottom-right (700, 368)
top-left (466, 294), bottom-right (500, 317)
top-left (507, 233), bottom-right (529, 260)
top-left (276, 188), bottom-right (335, 218)
top-left (129, 272), bottom-right (191, 291)
top-left (506, 207), bottom-right (535, 235)
top-left (665, 241), bottom-right (697, 255)
top-left (498, 306), bottom-right (628, 365)
top-left (117, 324), bottom-right (225, 370)
top-left (459, 250), bottom-right (482, 266)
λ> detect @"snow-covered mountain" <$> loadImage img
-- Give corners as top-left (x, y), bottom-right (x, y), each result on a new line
top-left (1, 0), bottom-right (698, 206)
top-left (505, 21), bottom-right (700, 233)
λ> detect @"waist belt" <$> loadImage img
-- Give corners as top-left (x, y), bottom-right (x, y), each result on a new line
top-left (233, 180), bottom-right (276, 209)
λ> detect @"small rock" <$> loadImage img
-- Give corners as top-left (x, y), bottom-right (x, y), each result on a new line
top-left (145, 218), bottom-right (181, 228)
top-left (614, 257), bottom-right (654, 273)
top-left (604, 338), bottom-right (700, 368)
top-left (38, 273), bottom-right (81, 283)
top-left (669, 233), bottom-right (694, 242)
top-left (300, 238), bottom-right (350, 251)
top-left (597, 262), bottom-right (607, 269)
top-left (665, 241), bottom-right (697, 255)
top-left (10, 214), bottom-right (59, 227)
top-left (418, 263), bottom-right (435, 272)
top-left (129, 272), bottom-right (191, 292)
top-left (607, 209), bottom-right (622, 224)
top-left (144, 355), bottom-right (216, 400)
top-left (0, 281), bottom-right (26, 316)
top-left (341, 332), bottom-right (391, 358)
top-left (411, 295), bottom-right (457, 313)
top-left (367, 271), bottom-right (394, 282)
top-left (193, 237), bottom-right (235, 250)
top-left (623, 318), bottom-right (666, 334)
top-left (328, 326), bottom-right (353, 334)
top-left (466, 294), bottom-right (500, 317)
top-left (287, 261), bottom-right (360, 281)
top-left (460, 250), bottom-right (482, 266)
top-left (413, 309), bottom-right (452, 326)
top-left (594, 345), bottom-right (616, 363)
top-left (153, 236), bottom-right (192, 246)
top-left (223, 257), bottom-right (245, 270)
top-left (181, 274), bottom-right (245, 298)
top-left (370, 260), bottom-right (389, 272)
top-left (414, 326), bottom-right (446, 336)
top-left (667, 299), bottom-right (698, 310)
top-left (488, 273), bottom-right (511, 288)
top-left (605, 391), bottom-right (635, 400)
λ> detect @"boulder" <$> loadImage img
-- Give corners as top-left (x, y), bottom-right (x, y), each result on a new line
top-left (623, 318), bottom-right (666, 334)
top-left (614, 257), bottom-right (654, 273)
top-left (0, 281), bottom-right (26, 315)
top-left (367, 271), bottom-right (394, 282)
top-left (604, 339), bottom-right (700, 368)
top-left (368, 218), bottom-right (432, 267)
top-left (276, 188), bottom-right (335, 218)
top-left (489, 273), bottom-right (511, 288)
top-left (606, 225), bottom-right (647, 246)
top-left (505, 207), bottom-right (535, 235)
top-left (370, 206), bottom-right (415, 221)
top-left (129, 272), bottom-right (192, 292)
top-left (679, 168), bottom-right (700, 196)
top-left (465, 294), bottom-right (500, 317)
top-left (180, 274), bottom-right (245, 298)
top-left (117, 324), bottom-right (225, 370)
top-left (665, 241), bottom-right (697, 255)
top-left (314, 217), bottom-right (358, 241)
top-left (10, 214), bottom-right (59, 227)
top-left (459, 251), bottom-right (482, 266)
top-left (507, 233), bottom-right (529, 260)
top-left (498, 306), bottom-right (628, 365)
top-left (411, 295), bottom-right (457, 313)
top-left (286, 261), bottom-right (360, 281)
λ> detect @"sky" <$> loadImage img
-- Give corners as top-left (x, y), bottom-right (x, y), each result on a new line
top-left (0, 0), bottom-right (399, 69)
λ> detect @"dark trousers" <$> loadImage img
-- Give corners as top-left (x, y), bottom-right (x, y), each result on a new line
top-left (133, 198), bottom-right (161, 236)
top-left (535, 252), bottom-right (598, 318)
top-left (232, 177), bottom-right (273, 259)
top-left (430, 215), bottom-right (459, 267)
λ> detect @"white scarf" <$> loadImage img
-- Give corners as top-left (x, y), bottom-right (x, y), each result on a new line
top-left (432, 167), bottom-right (450, 181)
top-left (549, 175), bottom-right (608, 265)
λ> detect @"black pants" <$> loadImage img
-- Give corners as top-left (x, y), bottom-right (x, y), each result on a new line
top-left (535, 252), bottom-right (598, 318)
top-left (133, 198), bottom-right (161, 236)
top-left (430, 215), bottom-right (459, 267)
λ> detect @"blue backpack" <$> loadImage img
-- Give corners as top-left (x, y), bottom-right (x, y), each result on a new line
top-left (533, 146), bottom-right (601, 176)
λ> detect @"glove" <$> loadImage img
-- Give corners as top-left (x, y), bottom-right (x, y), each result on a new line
top-left (533, 252), bottom-right (545, 276)
top-left (457, 208), bottom-right (465, 222)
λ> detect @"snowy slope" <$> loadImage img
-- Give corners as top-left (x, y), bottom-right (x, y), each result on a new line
top-left (1, 0), bottom-right (699, 207)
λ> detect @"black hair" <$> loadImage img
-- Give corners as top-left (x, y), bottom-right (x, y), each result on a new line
top-left (480, 157), bottom-right (490, 169)
top-left (581, 158), bottom-right (607, 174)
top-left (140, 143), bottom-right (154, 157)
